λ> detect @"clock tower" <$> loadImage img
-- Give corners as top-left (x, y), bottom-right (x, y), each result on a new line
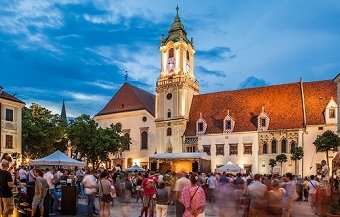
top-left (155, 6), bottom-right (199, 153)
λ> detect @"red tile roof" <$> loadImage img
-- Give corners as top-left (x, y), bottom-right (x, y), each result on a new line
top-left (184, 80), bottom-right (337, 136)
top-left (95, 83), bottom-right (155, 117)
top-left (0, 89), bottom-right (25, 104)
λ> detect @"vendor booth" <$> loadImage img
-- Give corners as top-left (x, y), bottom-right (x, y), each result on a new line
top-left (149, 152), bottom-right (211, 173)
top-left (125, 164), bottom-right (145, 172)
top-left (30, 150), bottom-right (86, 167)
top-left (29, 151), bottom-right (86, 216)
top-left (215, 161), bottom-right (245, 173)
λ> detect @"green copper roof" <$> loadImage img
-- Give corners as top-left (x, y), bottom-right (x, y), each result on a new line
top-left (164, 6), bottom-right (190, 44)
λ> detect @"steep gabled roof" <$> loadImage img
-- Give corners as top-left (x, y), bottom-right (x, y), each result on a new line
top-left (95, 83), bottom-right (155, 117)
top-left (0, 88), bottom-right (25, 104)
top-left (303, 80), bottom-right (337, 125)
top-left (184, 80), bottom-right (336, 136)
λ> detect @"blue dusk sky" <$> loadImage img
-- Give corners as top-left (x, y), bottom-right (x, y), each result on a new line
top-left (1, 1), bottom-right (339, 118)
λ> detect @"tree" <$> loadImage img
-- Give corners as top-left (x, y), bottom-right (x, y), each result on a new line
top-left (313, 130), bottom-right (340, 175)
top-left (291, 146), bottom-right (304, 176)
top-left (269, 158), bottom-right (277, 173)
top-left (22, 103), bottom-right (68, 159)
top-left (67, 115), bottom-right (131, 169)
top-left (276, 154), bottom-right (288, 175)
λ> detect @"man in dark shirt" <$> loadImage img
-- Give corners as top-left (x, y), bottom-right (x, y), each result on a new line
top-left (0, 159), bottom-right (14, 217)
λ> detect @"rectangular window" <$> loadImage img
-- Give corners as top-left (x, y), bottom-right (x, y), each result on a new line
top-left (330, 109), bottom-right (335, 118)
top-left (216, 144), bottom-right (224, 156)
top-left (229, 144), bottom-right (238, 155)
top-left (6, 109), bottom-right (13, 121)
top-left (261, 118), bottom-right (266, 127)
top-left (244, 143), bottom-right (252, 155)
top-left (203, 145), bottom-right (211, 156)
top-left (5, 135), bottom-right (13, 149)
top-left (186, 146), bottom-right (196, 153)
top-left (226, 120), bottom-right (231, 129)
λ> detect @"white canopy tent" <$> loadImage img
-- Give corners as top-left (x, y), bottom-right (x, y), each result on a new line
top-left (30, 150), bottom-right (86, 167)
top-left (215, 161), bottom-right (245, 173)
top-left (125, 164), bottom-right (145, 172)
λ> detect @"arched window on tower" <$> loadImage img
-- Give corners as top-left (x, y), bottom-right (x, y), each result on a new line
top-left (167, 128), bottom-right (172, 136)
top-left (281, 139), bottom-right (287, 153)
top-left (169, 48), bottom-right (174, 58)
top-left (124, 133), bottom-right (130, 151)
top-left (141, 131), bottom-right (148, 150)
top-left (271, 139), bottom-right (277, 154)
top-left (186, 50), bottom-right (190, 60)
top-left (167, 109), bottom-right (171, 118)
top-left (263, 142), bottom-right (268, 154)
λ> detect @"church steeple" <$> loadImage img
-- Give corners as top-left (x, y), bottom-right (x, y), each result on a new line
top-left (61, 99), bottom-right (67, 121)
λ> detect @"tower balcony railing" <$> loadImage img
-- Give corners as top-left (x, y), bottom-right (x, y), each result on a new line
top-left (157, 76), bottom-right (199, 87)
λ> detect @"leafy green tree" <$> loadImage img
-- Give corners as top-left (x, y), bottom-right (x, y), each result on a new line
top-left (276, 154), bottom-right (288, 175)
top-left (67, 115), bottom-right (130, 169)
top-left (313, 130), bottom-right (340, 173)
top-left (269, 158), bottom-right (277, 173)
top-left (22, 103), bottom-right (67, 159)
top-left (291, 146), bottom-right (304, 175)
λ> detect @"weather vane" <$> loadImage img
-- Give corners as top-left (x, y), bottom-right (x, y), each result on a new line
top-left (124, 71), bottom-right (128, 82)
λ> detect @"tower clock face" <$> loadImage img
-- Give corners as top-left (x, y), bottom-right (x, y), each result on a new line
top-left (167, 58), bottom-right (175, 71)
top-left (186, 61), bottom-right (190, 73)
top-left (167, 93), bottom-right (172, 100)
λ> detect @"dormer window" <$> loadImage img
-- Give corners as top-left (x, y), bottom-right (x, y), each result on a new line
top-left (223, 110), bottom-right (235, 133)
top-left (324, 97), bottom-right (337, 124)
top-left (257, 106), bottom-right (270, 131)
top-left (196, 113), bottom-right (207, 135)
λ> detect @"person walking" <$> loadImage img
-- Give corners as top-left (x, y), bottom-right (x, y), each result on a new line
top-left (247, 174), bottom-right (267, 217)
top-left (124, 173), bottom-right (133, 203)
top-left (181, 173), bottom-right (206, 217)
top-left (206, 173), bottom-right (217, 203)
top-left (83, 170), bottom-right (98, 216)
top-left (267, 179), bottom-right (285, 216)
top-left (232, 173), bottom-right (245, 211)
top-left (31, 169), bottom-right (48, 217)
top-left (98, 171), bottom-right (112, 217)
top-left (135, 172), bottom-right (144, 203)
top-left (139, 171), bottom-right (157, 217)
top-left (282, 173), bottom-right (296, 217)
top-left (43, 168), bottom-right (58, 213)
top-left (155, 181), bottom-right (168, 217)
top-left (174, 171), bottom-right (190, 217)
top-left (76, 167), bottom-right (85, 198)
top-left (0, 159), bottom-right (14, 217)
top-left (308, 175), bottom-right (319, 213)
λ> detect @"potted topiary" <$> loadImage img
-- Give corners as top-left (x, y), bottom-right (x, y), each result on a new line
top-left (328, 196), bottom-right (340, 217)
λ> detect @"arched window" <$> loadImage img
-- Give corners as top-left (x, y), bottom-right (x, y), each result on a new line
top-left (281, 139), bottom-right (287, 153)
top-left (263, 142), bottom-right (268, 154)
top-left (167, 109), bottom-right (171, 118)
top-left (271, 139), bottom-right (277, 154)
top-left (124, 133), bottom-right (130, 150)
top-left (186, 50), bottom-right (190, 60)
top-left (169, 48), bottom-right (174, 58)
top-left (167, 128), bottom-right (172, 136)
top-left (127, 158), bottom-right (133, 168)
top-left (141, 131), bottom-right (148, 149)
top-left (291, 140), bottom-right (296, 149)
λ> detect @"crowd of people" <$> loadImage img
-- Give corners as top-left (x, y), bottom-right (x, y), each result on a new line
top-left (0, 152), bottom-right (336, 217)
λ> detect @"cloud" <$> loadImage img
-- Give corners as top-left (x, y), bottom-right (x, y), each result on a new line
top-left (196, 47), bottom-right (235, 62)
top-left (86, 80), bottom-right (120, 90)
top-left (238, 76), bottom-right (269, 89)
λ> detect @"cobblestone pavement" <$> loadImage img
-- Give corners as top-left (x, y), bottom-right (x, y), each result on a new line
top-left (56, 198), bottom-right (317, 217)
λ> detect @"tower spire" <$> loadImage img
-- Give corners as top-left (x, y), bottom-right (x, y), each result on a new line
top-left (61, 99), bottom-right (67, 121)
top-left (176, 4), bottom-right (179, 16)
